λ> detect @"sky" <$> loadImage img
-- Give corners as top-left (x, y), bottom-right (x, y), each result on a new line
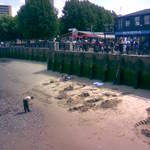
top-left (0, 0), bottom-right (150, 17)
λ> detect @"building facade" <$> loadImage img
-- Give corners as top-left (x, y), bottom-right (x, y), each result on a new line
top-left (115, 9), bottom-right (150, 50)
top-left (0, 5), bottom-right (12, 16)
top-left (50, 0), bottom-right (54, 6)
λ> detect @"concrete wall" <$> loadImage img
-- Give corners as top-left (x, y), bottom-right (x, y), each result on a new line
top-left (0, 47), bottom-right (150, 90)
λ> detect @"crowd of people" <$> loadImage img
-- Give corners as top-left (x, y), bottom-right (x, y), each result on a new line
top-left (0, 37), bottom-right (149, 55)
top-left (66, 37), bottom-right (150, 55)
top-left (115, 37), bottom-right (149, 55)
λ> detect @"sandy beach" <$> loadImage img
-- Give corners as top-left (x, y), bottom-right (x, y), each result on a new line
top-left (0, 58), bottom-right (150, 150)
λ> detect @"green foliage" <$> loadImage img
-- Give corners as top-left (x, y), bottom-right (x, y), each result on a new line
top-left (17, 0), bottom-right (58, 39)
top-left (0, 15), bottom-right (19, 41)
top-left (60, 0), bottom-right (115, 34)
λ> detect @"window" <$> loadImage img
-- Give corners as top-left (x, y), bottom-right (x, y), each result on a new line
top-left (135, 17), bottom-right (140, 26)
top-left (126, 20), bottom-right (130, 27)
top-left (144, 15), bottom-right (150, 25)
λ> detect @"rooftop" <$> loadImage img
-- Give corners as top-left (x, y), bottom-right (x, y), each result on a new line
top-left (0, 5), bottom-right (11, 7)
top-left (118, 9), bottom-right (150, 18)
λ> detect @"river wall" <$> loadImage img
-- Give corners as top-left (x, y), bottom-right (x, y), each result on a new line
top-left (47, 51), bottom-right (150, 90)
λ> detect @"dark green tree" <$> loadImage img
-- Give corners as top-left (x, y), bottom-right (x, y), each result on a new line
top-left (0, 15), bottom-right (19, 41)
top-left (60, 0), bottom-right (115, 34)
top-left (17, 0), bottom-right (58, 39)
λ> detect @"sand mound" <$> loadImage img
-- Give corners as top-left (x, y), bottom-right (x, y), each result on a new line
top-left (69, 104), bottom-right (87, 112)
top-left (100, 99), bottom-right (121, 109)
top-left (54, 80), bottom-right (122, 112)
top-left (66, 97), bottom-right (73, 104)
top-left (121, 92), bottom-right (132, 96)
top-left (63, 85), bottom-right (74, 91)
top-left (69, 102), bottom-right (96, 113)
top-left (42, 79), bottom-right (56, 86)
top-left (79, 92), bottom-right (90, 97)
top-left (103, 93), bottom-right (112, 97)
top-left (41, 76), bottom-right (129, 113)
top-left (56, 91), bottom-right (67, 100)
top-left (50, 80), bottom-right (55, 83)
top-left (85, 97), bottom-right (103, 104)
top-left (68, 97), bottom-right (103, 113)
top-left (146, 107), bottom-right (150, 116)
top-left (42, 82), bottom-right (50, 86)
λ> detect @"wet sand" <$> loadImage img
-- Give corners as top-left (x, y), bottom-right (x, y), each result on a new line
top-left (0, 58), bottom-right (150, 150)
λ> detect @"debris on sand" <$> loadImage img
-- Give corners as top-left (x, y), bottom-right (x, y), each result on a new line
top-left (146, 107), bottom-right (150, 115)
top-left (82, 84), bottom-right (86, 87)
top-left (65, 96), bottom-right (81, 106)
top-left (77, 83), bottom-right (86, 87)
top-left (61, 75), bottom-right (72, 82)
top-left (83, 101), bottom-right (96, 108)
top-left (79, 92), bottom-right (90, 97)
top-left (69, 104), bottom-right (85, 112)
top-left (66, 97), bottom-right (73, 104)
top-left (93, 82), bottom-right (104, 87)
top-left (42, 80), bottom-right (55, 86)
top-left (56, 91), bottom-right (67, 100)
top-left (111, 94), bottom-right (118, 97)
top-left (121, 92), bottom-right (132, 96)
top-left (42, 82), bottom-right (50, 86)
top-left (69, 103), bottom-right (95, 113)
top-left (50, 80), bottom-right (55, 83)
top-left (63, 85), bottom-right (74, 91)
top-left (85, 97), bottom-right (103, 104)
top-left (102, 92), bottom-right (117, 97)
top-left (68, 99), bottom-right (97, 113)
top-left (103, 93), bottom-right (111, 97)
top-left (100, 99), bottom-right (121, 109)
top-left (141, 129), bottom-right (150, 138)
top-left (62, 86), bottom-right (122, 112)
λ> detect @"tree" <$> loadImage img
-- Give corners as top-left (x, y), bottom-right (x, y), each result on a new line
top-left (60, 0), bottom-right (115, 34)
top-left (17, 0), bottom-right (58, 39)
top-left (0, 15), bottom-right (19, 41)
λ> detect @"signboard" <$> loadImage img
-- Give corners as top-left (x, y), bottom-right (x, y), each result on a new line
top-left (115, 30), bottom-right (150, 35)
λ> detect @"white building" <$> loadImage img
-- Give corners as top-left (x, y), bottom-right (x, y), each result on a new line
top-left (0, 5), bottom-right (12, 16)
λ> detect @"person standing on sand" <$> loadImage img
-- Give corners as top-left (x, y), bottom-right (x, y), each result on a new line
top-left (23, 96), bottom-right (34, 113)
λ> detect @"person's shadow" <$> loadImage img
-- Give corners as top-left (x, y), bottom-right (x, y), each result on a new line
top-left (15, 112), bottom-right (26, 116)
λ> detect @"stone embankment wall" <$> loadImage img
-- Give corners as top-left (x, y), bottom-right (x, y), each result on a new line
top-left (0, 47), bottom-right (150, 90)
top-left (47, 51), bottom-right (150, 90)
top-left (0, 47), bottom-right (49, 62)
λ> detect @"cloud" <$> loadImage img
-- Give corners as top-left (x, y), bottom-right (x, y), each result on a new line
top-left (54, 0), bottom-right (66, 17)
top-left (100, 0), bottom-right (150, 15)
top-left (6, 0), bottom-right (150, 17)
top-left (54, 0), bottom-right (100, 17)
top-left (19, 0), bottom-right (25, 3)
top-left (55, 0), bottom-right (150, 16)
top-left (12, 0), bottom-right (25, 16)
